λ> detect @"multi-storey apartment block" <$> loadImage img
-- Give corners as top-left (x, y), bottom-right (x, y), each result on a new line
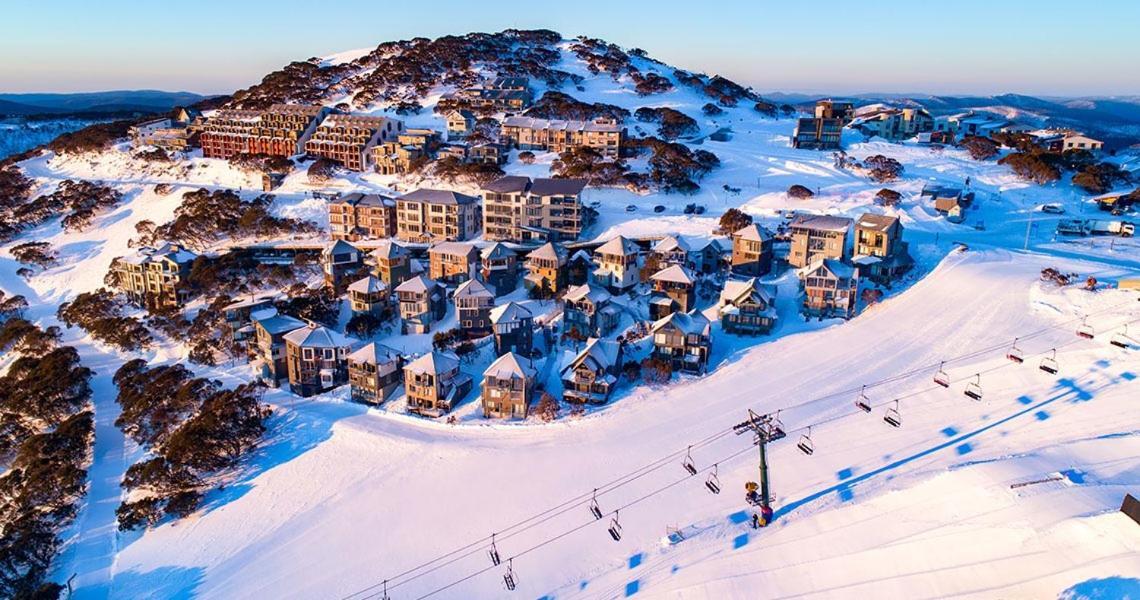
top-left (852, 213), bottom-right (913, 283)
top-left (110, 242), bottom-right (198, 309)
top-left (395, 189), bottom-right (481, 242)
top-left (200, 104), bottom-right (330, 159)
top-left (480, 242), bottom-right (519, 295)
top-left (370, 241), bottom-right (413, 289)
top-left (490, 302), bottom-right (533, 356)
top-left (304, 114), bottom-right (404, 171)
top-left (731, 224), bottom-right (774, 277)
top-left (428, 242), bottom-right (479, 284)
top-left (523, 242), bottom-right (567, 294)
top-left (327, 192), bottom-right (397, 241)
top-left (251, 312), bottom-right (306, 387)
top-left (788, 214), bottom-right (852, 268)
top-left (453, 279), bottom-right (495, 335)
top-left (792, 117), bottom-right (844, 150)
top-left (500, 116), bottom-right (623, 158)
top-left (481, 176), bottom-right (588, 242)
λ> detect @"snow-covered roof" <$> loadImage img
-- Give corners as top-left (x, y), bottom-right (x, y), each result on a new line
top-left (404, 350), bottom-right (460, 375)
top-left (502, 115), bottom-right (621, 133)
top-left (650, 264), bottom-right (695, 285)
top-left (481, 242), bottom-right (516, 261)
top-left (348, 275), bottom-right (387, 295)
top-left (283, 323), bottom-right (355, 348)
top-left (855, 213), bottom-right (898, 232)
top-left (595, 235), bottom-right (639, 256)
top-left (719, 278), bottom-right (777, 311)
top-left (324, 239), bottom-right (360, 256)
top-left (564, 283), bottom-right (611, 304)
top-left (569, 249), bottom-right (595, 264)
top-left (481, 175), bottom-right (531, 194)
top-left (807, 258), bottom-right (857, 279)
top-left (733, 223), bottom-right (773, 242)
top-left (151, 242), bottom-right (198, 265)
top-left (651, 310), bottom-right (711, 337)
top-left (395, 274), bottom-right (439, 294)
top-left (254, 313), bottom-right (306, 335)
top-left (222, 294), bottom-right (277, 312)
top-left (527, 242), bottom-right (566, 263)
top-left (484, 352), bottom-right (538, 381)
top-left (454, 278), bottom-right (494, 299)
top-left (652, 235), bottom-right (690, 254)
top-left (789, 214), bottom-right (852, 233)
top-left (338, 192), bottom-right (396, 208)
top-left (372, 240), bottom-right (409, 260)
top-left (562, 338), bottom-right (622, 374)
top-left (429, 241), bottom-right (478, 258)
top-left (490, 301), bottom-right (533, 324)
top-left (530, 178), bottom-right (587, 197)
top-left (348, 341), bottom-right (400, 366)
top-left (399, 188), bottom-right (479, 205)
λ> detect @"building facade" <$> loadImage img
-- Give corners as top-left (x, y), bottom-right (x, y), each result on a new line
top-left (347, 342), bottom-right (403, 404)
top-left (802, 258), bottom-right (859, 319)
top-left (482, 176), bottom-right (588, 242)
top-left (650, 311), bottom-right (713, 374)
top-left (428, 242), bottom-right (479, 284)
top-left (395, 189), bottom-right (481, 242)
top-left (788, 214), bottom-right (851, 268)
top-left (304, 114), bottom-right (404, 171)
top-left (395, 275), bottom-right (447, 334)
top-left (328, 193), bottom-right (397, 241)
top-left (404, 351), bottom-right (472, 416)
top-left (200, 104), bottom-right (330, 159)
top-left (283, 324), bottom-right (356, 397)
top-left (593, 236), bottom-right (641, 292)
top-left (500, 116), bottom-right (623, 158)
top-left (731, 224), bottom-right (774, 277)
top-left (110, 243), bottom-right (198, 309)
top-left (560, 338), bottom-right (623, 404)
top-left (481, 352), bottom-right (538, 419)
top-left (719, 278), bottom-right (777, 335)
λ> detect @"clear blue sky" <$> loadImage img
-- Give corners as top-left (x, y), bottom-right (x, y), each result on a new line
top-left (3, 0), bottom-right (1138, 97)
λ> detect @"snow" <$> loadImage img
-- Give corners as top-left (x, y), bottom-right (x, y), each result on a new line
top-left (1, 38), bottom-right (1139, 600)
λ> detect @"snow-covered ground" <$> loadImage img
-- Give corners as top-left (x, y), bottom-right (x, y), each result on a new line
top-left (2, 41), bottom-right (1139, 600)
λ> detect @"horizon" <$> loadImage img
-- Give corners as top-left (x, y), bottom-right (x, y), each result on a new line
top-left (3, 0), bottom-right (1140, 97)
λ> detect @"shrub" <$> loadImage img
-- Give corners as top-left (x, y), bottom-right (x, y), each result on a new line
top-left (307, 157), bottom-right (341, 183)
top-left (57, 289), bottom-right (153, 351)
top-left (960, 136), bottom-right (999, 161)
top-left (524, 91), bottom-right (629, 122)
top-left (227, 153), bottom-right (294, 175)
top-left (517, 151), bottom-right (536, 164)
top-left (701, 103), bottom-right (724, 116)
top-left (718, 208), bottom-right (752, 234)
top-left (875, 188), bottom-right (902, 207)
top-left (634, 107), bottom-right (698, 139)
top-left (155, 188), bottom-right (316, 250)
top-left (1072, 162), bottom-right (1130, 194)
top-left (863, 155), bottom-right (904, 183)
top-left (10, 241), bottom-right (57, 269)
top-left (551, 147), bottom-right (629, 185)
top-left (47, 119), bottom-right (133, 154)
top-left (753, 100), bottom-right (778, 117)
top-left (787, 184), bottom-right (814, 199)
top-left (999, 152), bottom-right (1061, 184)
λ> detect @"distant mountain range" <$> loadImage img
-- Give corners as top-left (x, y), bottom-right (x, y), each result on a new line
top-left (0, 90), bottom-right (210, 117)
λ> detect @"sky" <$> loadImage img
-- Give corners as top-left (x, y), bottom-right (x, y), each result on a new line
top-left (2, 0), bottom-right (1139, 97)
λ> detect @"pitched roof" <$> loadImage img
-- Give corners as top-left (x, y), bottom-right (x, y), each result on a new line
top-left (404, 350), bottom-right (460, 375)
top-left (530, 178), bottom-right (587, 197)
top-left (562, 338), bottom-right (622, 374)
top-left (652, 235), bottom-right (690, 254)
top-left (283, 323), bottom-right (355, 348)
top-left (789, 214), bottom-right (852, 233)
top-left (733, 223), bottom-right (772, 242)
top-left (807, 258), bottom-right (857, 279)
top-left (481, 242), bottom-right (516, 261)
top-left (855, 213), bottom-right (898, 232)
top-left (348, 275), bottom-right (387, 295)
top-left (651, 310), bottom-right (712, 336)
top-left (371, 240), bottom-right (409, 260)
top-left (490, 301), bottom-right (533, 324)
top-left (564, 283), bottom-right (611, 304)
top-left (324, 239), bottom-right (360, 256)
top-left (399, 188), bottom-right (479, 205)
top-left (527, 242), bottom-right (566, 263)
top-left (650, 264), bottom-right (695, 285)
top-left (429, 241), bottom-right (478, 258)
top-left (395, 274), bottom-right (439, 294)
top-left (348, 341), bottom-right (400, 365)
top-left (719, 278), bottom-right (776, 308)
top-left (503, 115), bottom-right (622, 133)
top-left (484, 352), bottom-right (537, 380)
top-left (454, 278), bottom-right (494, 299)
top-left (595, 235), bottom-right (639, 256)
top-left (481, 175), bottom-right (531, 193)
top-left (254, 313), bottom-right (306, 335)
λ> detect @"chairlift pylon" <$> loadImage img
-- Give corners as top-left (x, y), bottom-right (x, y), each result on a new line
top-left (963, 373), bottom-right (983, 401)
top-left (855, 385), bottom-right (872, 413)
top-left (1076, 316), bottom-right (1095, 340)
top-left (705, 464), bottom-right (721, 494)
top-left (682, 445), bottom-right (697, 476)
top-left (488, 533), bottom-right (501, 566)
top-left (797, 426), bottom-right (815, 456)
top-left (1006, 338), bottom-right (1024, 364)
top-left (933, 361), bottom-right (951, 388)
top-left (502, 559), bottom-right (517, 591)
top-left (588, 489), bottom-right (603, 520)
top-left (1039, 348), bottom-right (1059, 375)
top-left (608, 511), bottom-right (623, 541)
top-left (883, 400), bottom-right (902, 428)
top-left (1110, 325), bottom-right (1132, 349)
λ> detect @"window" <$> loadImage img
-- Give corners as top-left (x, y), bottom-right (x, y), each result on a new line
top-left (302, 348), bottom-right (314, 360)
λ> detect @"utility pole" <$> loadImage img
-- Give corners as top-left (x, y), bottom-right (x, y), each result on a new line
top-left (733, 409), bottom-right (786, 525)
top-left (1024, 215), bottom-right (1033, 251)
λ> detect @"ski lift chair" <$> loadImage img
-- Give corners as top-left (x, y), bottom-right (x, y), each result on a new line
top-left (1076, 317), bottom-right (1095, 340)
top-left (797, 427), bottom-right (815, 456)
top-left (1110, 325), bottom-right (1132, 349)
top-left (963, 374), bottom-right (983, 401)
top-left (1006, 338), bottom-right (1024, 363)
top-left (1039, 349), bottom-right (1059, 375)
top-left (770, 410), bottom-right (786, 440)
top-left (607, 512), bottom-right (623, 541)
top-left (883, 400), bottom-right (902, 428)
top-left (588, 489), bottom-right (603, 520)
top-left (855, 385), bottom-right (872, 413)
top-left (682, 446), bottom-right (697, 476)
top-left (488, 534), bottom-right (501, 566)
top-left (933, 361), bottom-right (951, 388)
top-left (503, 560), bottom-right (517, 591)
top-left (705, 465), bottom-right (721, 494)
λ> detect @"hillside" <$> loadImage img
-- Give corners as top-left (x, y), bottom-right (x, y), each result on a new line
top-left (1, 30), bottom-right (1138, 600)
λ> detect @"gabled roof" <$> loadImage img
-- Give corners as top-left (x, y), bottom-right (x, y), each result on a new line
top-left (348, 275), bottom-right (387, 295)
top-left (855, 213), bottom-right (898, 233)
top-left (372, 240), bottom-right (409, 260)
top-left (807, 258), bottom-right (857, 279)
top-left (527, 242), bottom-right (566, 263)
top-left (595, 235), bottom-right (639, 257)
top-left (650, 264), bottom-right (695, 285)
top-left (652, 235), bottom-right (690, 254)
top-left (348, 341), bottom-right (400, 365)
top-left (481, 175), bottom-right (531, 194)
top-left (481, 242), bottom-right (516, 261)
top-left (400, 188), bottom-right (479, 205)
top-left (733, 224), bottom-right (773, 243)
top-left (404, 350), bottom-right (460, 375)
top-left (484, 352), bottom-right (538, 380)
top-left (651, 310), bottom-right (711, 337)
top-left (530, 178), bottom-right (586, 197)
top-left (789, 214), bottom-right (852, 233)
top-left (395, 274), bottom-right (439, 294)
top-left (429, 241), bottom-right (478, 258)
top-left (564, 283), bottom-right (612, 304)
top-left (151, 242), bottom-right (198, 265)
top-left (454, 278), bottom-right (494, 299)
top-left (324, 239), bottom-right (360, 256)
top-left (490, 301), bottom-right (533, 324)
top-left (562, 338), bottom-right (622, 375)
top-left (283, 323), bottom-right (355, 348)
top-left (568, 249), bottom-right (595, 264)
top-left (254, 313), bottom-right (306, 335)
top-left (719, 278), bottom-right (777, 309)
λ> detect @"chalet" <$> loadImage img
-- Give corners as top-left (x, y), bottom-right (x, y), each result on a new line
top-left (469, 143), bottom-right (507, 166)
top-left (850, 107), bottom-right (934, 141)
top-left (482, 176), bottom-right (588, 242)
top-left (593, 236), bottom-right (641, 293)
top-left (395, 275), bottom-right (447, 334)
top-left (566, 250), bottom-right (596, 286)
top-left (371, 141), bottom-right (425, 175)
top-left (924, 185), bottom-right (969, 223)
top-left (490, 301), bottom-right (534, 356)
top-left (563, 283), bottom-right (620, 338)
top-left (693, 239), bottom-right (730, 274)
top-left (788, 214), bottom-right (851, 268)
top-left (561, 338), bottom-right (624, 404)
top-left (428, 241), bottom-right (479, 284)
top-left (731, 224), bottom-right (774, 276)
top-left (500, 116), bottom-right (624, 158)
top-left (110, 243), bottom-right (198, 309)
top-left (322, 239), bottom-right (365, 291)
top-left (370, 241), bottom-right (412, 288)
top-left (347, 275), bottom-right (389, 317)
top-left (328, 192), bottom-right (397, 241)
top-left (283, 323), bottom-right (356, 397)
top-left (524, 242), bottom-right (568, 294)
top-left (719, 278), bottom-right (777, 335)
top-left (251, 313), bottom-right (306, 387)
top-left (650, 310), bottom-right (713, 374)
top-left (652, 235), bottom-right (691, 267)
top-left (453, 279), bottom-right (496, 335)
top-left (802, 258), bottom-right (859, 319)
top-left (481, 352), bottom-right (539, 419)
top-left (220, 295), bottom-right (277, 350)
top-left (852, 213), bottom-right (913, 283)
top-left (304, 114), bottom-right (404, 171)
top-left (1063, 134), bottom-right (1104, 152)
top-left (649, 265), bottom-right (697, 320)
top-left (396, 189), bottom-right (481, 242)
top-left (347, 342), bottom-right (403, 404)
top-left (445, 109), bottom-right (476, 138)
top-left (791, 117), bottom-right (843, 150)
top-left (404, 351), bottom-right (472, 416)
top-left (480, 242), bottom-right (519, 295)
top-left (200, 104), bottom-right (330, 159)
top-left (814, 100), bottom-right (855, 123)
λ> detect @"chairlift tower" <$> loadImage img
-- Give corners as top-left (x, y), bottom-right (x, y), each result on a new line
top-left (733, 409), bottom-right (786, 523)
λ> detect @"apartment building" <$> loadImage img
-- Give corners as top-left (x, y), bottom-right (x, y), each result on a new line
top-left (371, 129), bottom-right (438, 175)
top-left (851, 107), bottom-right (934, 141)
top-left (110, 242), bottom-right (198, 309)
top-left (802, 258), bottom-right (859, 319)
top-left (490, 302), bottom-right (533, 356)
top-left (650, 310), bottom-right (713, 374)
top-left (128, 108), bottom-right (199, 151)
top-left (200, 104), bottom-right (330, 159)
top-left (719, 278), bottom-right (778, 336)
top-left (481, 352), bottom-right (539, 419)
top-left (649, 265), bottom-right (696, 320)
top-left (404, 351), bottom-right (472, 417)
top-left (370, 241), bottom-right (412, 288)
top-left (322, 239), bottom-right (365, 290)
top-left (792, 117), bottom-right (843, 150)
top-left (814, 100), bottom-right (855, 123)
top-left (347, 275), bottom-right (389, 317)
top-left (327, 192), bottom-right (397, 241)
top-left (428, 241), bottom-right (479, 284)
top-left (283, 324), bottom-right (356, 397)
top-left (395, 189), bottom-right (481, 242)
top-left (500, 116), bottom-right (623, 158)
top-left (593, 236), bottom-right (641, 292)
top-left (304, 114), bottom-right (403, 171)
top-left (523, 242), bottom-right (568, 294)
top-left (481, 176), bottom-right (588, 242)
top-left (395, 275), bottom-right (447, 334)
top-left (788, 214), bottom-right (852, 268)
top-left (445, 109), bottom-right (476, 138)
top-left (347, 342), bottom-right (404, 404)
top-left (480, 242), bottom-right (519, 295)
top-left (563, 283), bottom-right (620, 338)
top-left (852, 213), bottom-right (913, 283)
top-left (731, 224), bottom-right (774, 277)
